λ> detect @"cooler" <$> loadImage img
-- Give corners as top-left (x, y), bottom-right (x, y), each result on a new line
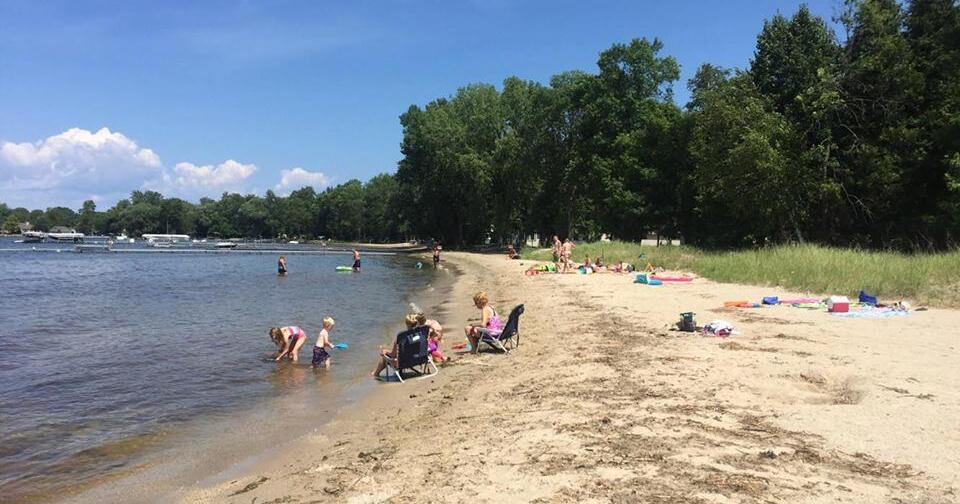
top-left (827, 296), bottom-right (849, 313)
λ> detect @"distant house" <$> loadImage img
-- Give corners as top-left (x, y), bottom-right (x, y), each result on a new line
top-left (18, 222), bottom-right (33, 233)
top-left (49, 226), bottom-right (76, 233)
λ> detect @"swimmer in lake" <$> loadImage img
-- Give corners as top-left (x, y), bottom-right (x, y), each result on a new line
top-left (352, 249), bottom-right (361, 272)
top-left (278, 255), bottom-right (287, 275)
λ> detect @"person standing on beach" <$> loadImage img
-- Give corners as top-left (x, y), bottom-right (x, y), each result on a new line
top-left (277, 255), bottom-right (287, 276)
top-left (561, 238), bottom-right (575, 272)
top-left (352, 249), bottom-right (361, 272)
top-left (432, 241), bottom-right (442, 268)
top-left (551, 235), bottom-right (561, 265)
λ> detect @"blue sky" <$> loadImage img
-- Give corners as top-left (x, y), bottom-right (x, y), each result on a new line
top-left (0, 0), bottom-right (843, 209)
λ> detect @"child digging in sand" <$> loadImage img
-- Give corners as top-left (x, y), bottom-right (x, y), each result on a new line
top-left (312, 317), bottom-right (335, 369)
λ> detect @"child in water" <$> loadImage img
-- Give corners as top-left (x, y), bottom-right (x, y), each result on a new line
top-left (278, 255), bottom-right (287, 275)
top-left (352, 249), bottom-right (361, 272)
top-left (312, 317), bottom-right (335, 369)
top-left (269, 325), bottom-right (307, 362)
top-left (416, 312), bottom-right (446, 363)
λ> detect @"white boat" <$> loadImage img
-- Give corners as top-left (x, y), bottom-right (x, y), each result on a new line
top-left (215, 241), bottom-right (238, 249)
top-left (21, 231), bottom-right (45, 243)
top-left (142, 234), bottom-right (190, 244)
top-left (288, 240), bottom-right (299, 244)
top-left (46, 231), bottom-right (85, 243)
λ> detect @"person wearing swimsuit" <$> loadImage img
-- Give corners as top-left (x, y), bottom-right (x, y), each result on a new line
top-left (432, 242), bottom-right (441, 267)
top-left (352, 249), bottom-right (361, 272)
top-left (269, 325), bottom-right (307, 362)
top-left (464, 291), bottom-right (503, 354)
top-left (277, 255), bottom-right (287, 275)
top-left (312, 317), bottom-right (335, 369)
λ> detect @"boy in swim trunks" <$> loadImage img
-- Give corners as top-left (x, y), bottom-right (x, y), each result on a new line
top-left (312, 317), bottom-right (335, 369)
top-left (352, 249), bottom-right (361, 272)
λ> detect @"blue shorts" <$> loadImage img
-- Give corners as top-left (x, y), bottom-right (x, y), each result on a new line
top-left (312, 347), bottom-right (330, 366)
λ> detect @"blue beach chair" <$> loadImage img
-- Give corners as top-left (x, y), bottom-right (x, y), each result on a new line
top-left (382, 325), bottom-right (437, 382)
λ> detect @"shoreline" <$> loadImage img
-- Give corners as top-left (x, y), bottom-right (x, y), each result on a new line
top-left (43, 255), bottom-right (459, 504)
top-left (67, 253), bottom-right (960, 502)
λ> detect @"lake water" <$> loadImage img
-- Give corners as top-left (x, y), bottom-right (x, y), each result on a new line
top-left (0, 238), bottom-right (443, 502)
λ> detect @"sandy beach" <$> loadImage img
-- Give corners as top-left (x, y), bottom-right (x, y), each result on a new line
top-left (173, 252), bottom-right (959, 503)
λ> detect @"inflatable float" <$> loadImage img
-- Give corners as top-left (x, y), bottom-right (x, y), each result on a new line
top-left (335, 266), bottom-right (354, 272)
top-left (651, 276), bottom-right (693, 282)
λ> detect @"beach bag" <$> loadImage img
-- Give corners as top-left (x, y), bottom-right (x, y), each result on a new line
top-left (858, 290), bottom-right (877, 306)
top-left (635, 273), bottom-right (649, 284)
top-left (762, 296), bottom-right (779, 305)
top-left (678, 312), bottom-right (696, 332)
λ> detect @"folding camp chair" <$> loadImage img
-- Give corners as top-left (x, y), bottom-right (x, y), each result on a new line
top-left (478, 304), bottom-right (524, 353)
top-left (383, 325), bottom-right (437, 382)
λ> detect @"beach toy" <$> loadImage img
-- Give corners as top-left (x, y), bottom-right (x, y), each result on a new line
top-left (452, 342), bottom-right (472, 351)
top-left (651, 276), bottom-right (693, 282)
top-left (335, 266), bottom-right (353, 272)
top-left (415, 262), bottom-right (423, 269)
top-left (858, 290), bottom-right (877, 306)
top-left (724, 300), bottom-right (749, 308)
top-left (678, 312), bottom-right (696, 332)
top-left (334, 343), bottom-right (349, 349)
top-left (762, 296), bottom-right (779, 305)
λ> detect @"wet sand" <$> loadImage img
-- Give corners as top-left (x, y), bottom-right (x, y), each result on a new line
top-left (143, 253), bottom-right (958, 502)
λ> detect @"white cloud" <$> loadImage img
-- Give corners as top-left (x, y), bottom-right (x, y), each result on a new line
top-left (169, 159), bottom-right (256, 188)
top-left (275, 167), bottom-right (331, 194)
top-left (0, 127), bottom-right (163, 205)
top-left (0, 127), bottom-right (326, 208)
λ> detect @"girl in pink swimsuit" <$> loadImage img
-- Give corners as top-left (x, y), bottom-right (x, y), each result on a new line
top-left (269, 325), bottom-right (308, 362)
top-left (416, 313), bottom-right (446, 362)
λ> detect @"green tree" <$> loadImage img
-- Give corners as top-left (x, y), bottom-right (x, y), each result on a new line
top-left (3, 214), bottom-right (20, 234)
top-left (76, 200), bottom-right (98, 234)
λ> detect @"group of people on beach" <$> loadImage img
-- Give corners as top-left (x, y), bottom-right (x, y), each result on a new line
top-left (268, 290), bottom-right (504, 379)
top-left (268, 241), bottom-right (507, 379)
top-left (541, 235), bottom-right (634, 274)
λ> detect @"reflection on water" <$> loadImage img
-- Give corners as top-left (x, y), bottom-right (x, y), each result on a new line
top-left (0, 240), bottom-right (433, 502)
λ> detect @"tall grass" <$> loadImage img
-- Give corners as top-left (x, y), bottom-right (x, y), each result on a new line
top-left (523, 241), bottom-right (960, 307)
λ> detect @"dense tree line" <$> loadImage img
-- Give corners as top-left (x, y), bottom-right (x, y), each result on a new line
top-left (397, 0), bottom-right (959, 249)
top-left (3, 1), bottom-right (958, 249)
top-left (0, 174), bottom-right (405, 241)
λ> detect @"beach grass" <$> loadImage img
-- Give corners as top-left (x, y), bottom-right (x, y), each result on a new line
top-left (523, 241), bottom-right (960, 307)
